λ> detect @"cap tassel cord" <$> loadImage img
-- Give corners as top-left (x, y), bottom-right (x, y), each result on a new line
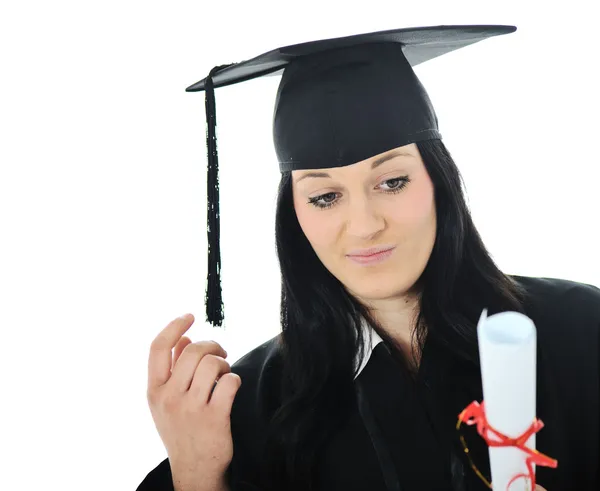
top-left (205, 64), bottom-right (233, 327)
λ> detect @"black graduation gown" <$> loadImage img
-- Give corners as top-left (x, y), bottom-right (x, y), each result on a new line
top-left (136, 276), bottom-right (600, 490)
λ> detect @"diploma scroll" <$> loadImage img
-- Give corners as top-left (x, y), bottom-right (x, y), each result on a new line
top-left (477, 309), bottom-right (539, 490)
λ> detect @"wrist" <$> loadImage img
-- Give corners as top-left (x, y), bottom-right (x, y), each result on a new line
top-left (171, 469), bottom-right (228, 491)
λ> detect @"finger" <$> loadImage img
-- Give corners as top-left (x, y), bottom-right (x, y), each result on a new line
top-left (148, 314), bottom-right (195, 389)
top-left (172, 336), bottom-right (193, 370)
top-left (210, 372), bottom-right (242, 418)
top-left (169, 344), bottom-right (228, 393)
top-left (535, 486), bottom-right (547, 491)
top-left (187, 354), bottom-right (232, 402)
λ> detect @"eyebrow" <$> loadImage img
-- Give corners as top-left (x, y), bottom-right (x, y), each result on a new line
top-left (295, 150), bottom-right (413, 183)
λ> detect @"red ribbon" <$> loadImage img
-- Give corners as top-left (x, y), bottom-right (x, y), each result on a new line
top-left (457, 400), bottom-right (558, 491)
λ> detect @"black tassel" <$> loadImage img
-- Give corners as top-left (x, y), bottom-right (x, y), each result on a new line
top-left (205, 64), bottom-right (232, 327)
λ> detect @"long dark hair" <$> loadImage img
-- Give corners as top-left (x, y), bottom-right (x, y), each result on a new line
top-left (263, 139), bottom-right (527, 490)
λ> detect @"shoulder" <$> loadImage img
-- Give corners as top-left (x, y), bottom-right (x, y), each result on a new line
top-left (230, 334), bottom-right (284, 398)
top-left (229, 334), bottom-right (285, 429)
top-left (511, 275), bottom-right (600, 322)
top-left (512, 274), bottom-right (600, 299)
top-left (226, 335), bottom-right (285, 487)
top-left (510, 274), bottom-right (600, 355)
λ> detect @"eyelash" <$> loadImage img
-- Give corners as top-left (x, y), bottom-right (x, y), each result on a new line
top-left (307, 176), bottom-right (411, 210)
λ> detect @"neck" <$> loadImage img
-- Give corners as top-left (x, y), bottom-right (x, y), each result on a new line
top-left (359, 291), bottom-right (423, 368)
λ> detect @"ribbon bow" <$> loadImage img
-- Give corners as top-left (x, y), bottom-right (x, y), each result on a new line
top-left (457, 400), bottom-right (558, 491)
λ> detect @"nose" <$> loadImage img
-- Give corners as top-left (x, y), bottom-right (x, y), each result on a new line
top-left (345, 196), bottom-right (385, 239)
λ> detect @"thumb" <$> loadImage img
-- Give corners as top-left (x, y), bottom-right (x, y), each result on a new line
top-left (535, 485), bottom-right (547, 491)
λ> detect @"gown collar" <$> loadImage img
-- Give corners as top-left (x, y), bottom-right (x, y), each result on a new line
top-left (354, 316), bottom-right (384, 380)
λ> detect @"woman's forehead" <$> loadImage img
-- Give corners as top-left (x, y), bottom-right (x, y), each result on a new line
top-left (292, 143), bottom-right (420, 178)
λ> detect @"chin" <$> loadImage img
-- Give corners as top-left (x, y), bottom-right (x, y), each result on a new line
top-left (339, 257), bottom-right (426, 298)
top-left (344, 276), bottom-right (417, 302)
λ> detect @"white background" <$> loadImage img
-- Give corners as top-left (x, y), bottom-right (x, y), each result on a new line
top-left (0, 1), bottom-right (598, 489)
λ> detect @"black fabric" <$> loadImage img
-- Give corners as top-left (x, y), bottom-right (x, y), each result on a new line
top-left (136, 276), bottom-right (600, 490)
top-left (355, 378), bottom-right (403, 491)
top-left (358, 342), bottom-right (453, 489)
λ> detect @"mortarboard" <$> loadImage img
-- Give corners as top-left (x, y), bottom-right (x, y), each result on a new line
top-left (185, 24), bottom-right (517, 327)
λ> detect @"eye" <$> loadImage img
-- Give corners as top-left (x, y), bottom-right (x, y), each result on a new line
top-left (307, 176), bottom-right (410, 210)
top-left (308, 192), bottom-right (339, 210)
top-left (379, 177), bottom-right (410, 193)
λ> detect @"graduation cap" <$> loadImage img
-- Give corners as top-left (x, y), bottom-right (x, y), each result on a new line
top-left (186, 24), bottom-right (516, 327)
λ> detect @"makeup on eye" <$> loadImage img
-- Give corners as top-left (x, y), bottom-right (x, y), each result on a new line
top-left (307, 175), bottom-right (411, 210)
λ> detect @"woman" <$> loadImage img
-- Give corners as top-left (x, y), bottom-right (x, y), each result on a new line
top-left (138, 25), bottom-right (600, 491)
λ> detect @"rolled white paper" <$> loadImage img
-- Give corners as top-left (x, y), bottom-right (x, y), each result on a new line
top-left (477, 308), bottom-right (537, 490)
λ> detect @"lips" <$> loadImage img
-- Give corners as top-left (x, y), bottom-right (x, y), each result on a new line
top-left (347, 245), bottom-right (396, 257)
top-left (346, 247), bottom-right (395, 266)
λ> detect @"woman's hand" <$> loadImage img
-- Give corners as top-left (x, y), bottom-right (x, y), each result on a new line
top-left (146, 314), bottom-right (242, 491)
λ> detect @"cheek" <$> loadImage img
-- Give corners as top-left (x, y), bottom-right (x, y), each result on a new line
top-left (293, 194), bottom-right (337, 248)
top-left (390, 184), bottom-right (436, 232)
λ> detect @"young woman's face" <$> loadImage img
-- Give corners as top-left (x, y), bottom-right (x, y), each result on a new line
top-left (292, 143), bottom-right (436, 302)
